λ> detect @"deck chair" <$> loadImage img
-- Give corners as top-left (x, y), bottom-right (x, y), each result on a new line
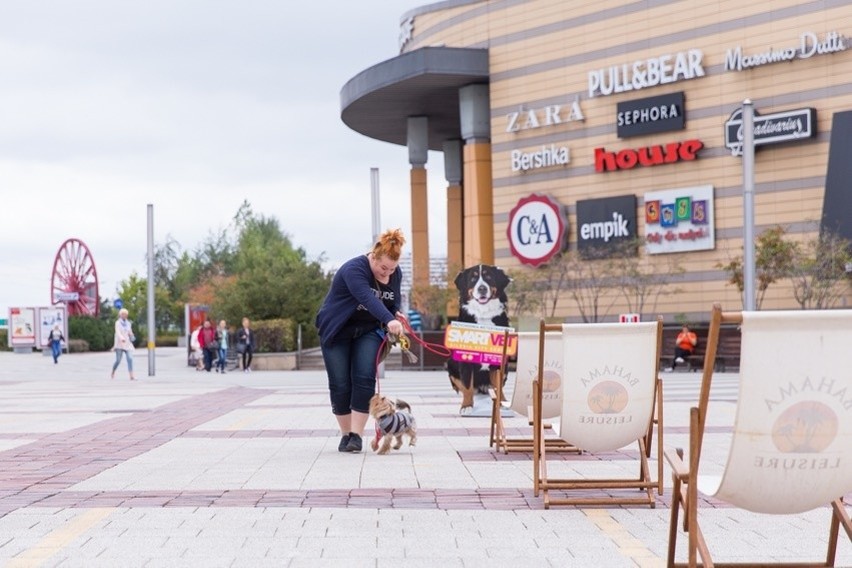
top-left (490, 331), bottom-right (577, 455)
top-left (665, 305), bottom-right (852, 567)
top-left (534, 317), bottom-right (664, 508)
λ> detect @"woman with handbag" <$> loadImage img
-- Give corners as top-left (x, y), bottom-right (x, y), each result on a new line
top-left (197, 318), bottom-right (218, 373)
top-left (236, 317), bottom-right (256, 372)
top-left (111, 308), bottom-right (136, 380)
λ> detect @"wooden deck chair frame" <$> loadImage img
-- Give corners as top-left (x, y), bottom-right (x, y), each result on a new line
top-left (533, 318), bottom-right (664, 508)
top-left (665, 304), bottom-right (852, 567)
top-left (490, 330), bottom-right (578, 455)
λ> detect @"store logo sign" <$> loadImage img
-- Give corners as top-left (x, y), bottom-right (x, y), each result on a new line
top-left (510, 145), bottom-right (570, 172)
top-left (644, 185), bottom-right (715, 255)
top-left (724, 107), bottom-right (816, 156)
top-left (576, 195), bottom-right (637, 259)
top-left (507, 194), bottom-right (568, 267)
top-left (595, 139), bottom-right (703, 172)
top-left (725, 31), bottom-right (847, 72)
top-left (588, 49), bottom-right (704, 98)
top-left (617, 92), bottom-right (685, 138)
top-left (506, 100), bottom-right (585, 133)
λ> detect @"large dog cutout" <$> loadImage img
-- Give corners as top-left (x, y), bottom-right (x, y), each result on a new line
top-left (446, 264), bottom-right (511, 414)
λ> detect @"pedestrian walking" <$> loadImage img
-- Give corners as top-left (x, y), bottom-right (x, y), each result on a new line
top-left (315, 228), bottom-right (407, 453)
top-left (216, 320), bottom-right (229, 373)
top-left (197, 318), bottom-right (218, 372)
top-left (236, 317), bottom-right (256, 372)
top-left (111, 308), bottom-right (136, 380)
top-left (47, 325), bottom-right (65, 364)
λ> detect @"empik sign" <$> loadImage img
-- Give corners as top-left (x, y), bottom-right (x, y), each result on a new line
top-left (576, 195), bottom-right (637, 258)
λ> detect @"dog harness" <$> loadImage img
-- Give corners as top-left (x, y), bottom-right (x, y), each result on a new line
top-left (377, 411), bottom-right (415, 436)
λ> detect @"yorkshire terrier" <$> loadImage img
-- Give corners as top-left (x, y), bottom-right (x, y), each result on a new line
top-left (368, 394), bottom-right (417, 455)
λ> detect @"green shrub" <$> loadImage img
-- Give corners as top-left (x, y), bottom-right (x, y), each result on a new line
top-left (156, 334), bottom-right (180, 347)
top-left (69, 316), bottom-right (114, 351)
top-left (0, 329), bottom-right (9, 352)
top-left (253, 318), bottom-right (295, 352)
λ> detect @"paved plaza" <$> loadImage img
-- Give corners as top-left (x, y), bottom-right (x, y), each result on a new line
top-left (0, 347), bottom-right (849, 567)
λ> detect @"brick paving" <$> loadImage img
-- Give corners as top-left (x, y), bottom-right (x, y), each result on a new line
top-left (0, 347), bottom-right (848, 567)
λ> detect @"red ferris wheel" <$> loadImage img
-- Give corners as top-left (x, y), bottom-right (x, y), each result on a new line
top-left (50, 238), bottom-right (100, 316)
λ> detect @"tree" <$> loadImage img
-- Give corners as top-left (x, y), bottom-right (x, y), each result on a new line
top-left (504, 268), bottom-right (544, 321)
top-left (609, 240), bottom-right (683, 318)
top-left (788, 231), bottom-right (852, 309)
top-left (718, 225), bottom-right (796, 309)
top-left (561, 249), bottom-right (618, 323)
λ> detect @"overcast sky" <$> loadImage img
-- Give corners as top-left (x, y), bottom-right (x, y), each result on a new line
top-left (0, 1), bottom-right (448, 317)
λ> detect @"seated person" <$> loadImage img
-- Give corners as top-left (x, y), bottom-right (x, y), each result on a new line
top-left (672, 324), bottom-right (697, 369)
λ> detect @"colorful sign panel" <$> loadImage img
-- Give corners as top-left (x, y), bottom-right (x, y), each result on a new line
top-left (644, 185), bottom-right (715, 254)
top-left (8, 307), bottom-right (36, 347)
top-left (444, 321), bottom-right (517, 366)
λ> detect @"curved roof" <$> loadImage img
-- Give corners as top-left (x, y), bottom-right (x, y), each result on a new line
top-left (340, 46), bottom-right (489, 150)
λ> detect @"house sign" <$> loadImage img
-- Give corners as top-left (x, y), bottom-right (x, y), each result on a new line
top-left (724, 107), bottom-right (816, 156)
top-left (724, 31), bottom-right (847, 72)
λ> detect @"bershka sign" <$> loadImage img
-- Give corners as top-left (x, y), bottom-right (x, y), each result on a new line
top-left (725, 31), bottom-right (847, 72)
top-left (511, 145), bottom-right (570, 172)
top-left (576, 195), bottom-right (637, 258)
top-left (724, 107), bottom-right (816, 156)
top-left (617, 92), bottom-right (685, 138)
top-left (644, 185), bottom-right (715, 255)
top-left (595, 139), bottom-right (703, 172)
top-left (507, 194), bottom-right (568, 267)
top-left (506, 100), bottom-right (584, 133)
top-left (588, 49), bottom-right (704, 98)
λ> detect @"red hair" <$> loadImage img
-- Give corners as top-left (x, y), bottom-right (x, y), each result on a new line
top-left (372, 228), bottom-right (406, 262)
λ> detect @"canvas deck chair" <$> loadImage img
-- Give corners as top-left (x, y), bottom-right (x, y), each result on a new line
top-left (490, 331), bottom-right (577, 455)
top-left (534, 318), bottom-right (664, 508)
top-left (665, 305), bottom-right (852, 567)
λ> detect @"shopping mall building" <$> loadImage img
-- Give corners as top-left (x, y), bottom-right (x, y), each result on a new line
top-left (341, 0), bottom-right (852, 322)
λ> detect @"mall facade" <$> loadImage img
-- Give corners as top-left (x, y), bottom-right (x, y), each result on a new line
top-left (341, 0), bottom-right (852, 322)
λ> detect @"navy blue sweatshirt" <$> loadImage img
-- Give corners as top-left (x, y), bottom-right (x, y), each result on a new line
top-left (315, 255), bottom-right (402, 346)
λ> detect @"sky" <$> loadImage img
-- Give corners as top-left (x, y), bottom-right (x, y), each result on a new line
top-left (0, 1), bottom-right (448, 316)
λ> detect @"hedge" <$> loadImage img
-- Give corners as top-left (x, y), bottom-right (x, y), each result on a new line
top-left (252, 319), bottom-right (296, 353)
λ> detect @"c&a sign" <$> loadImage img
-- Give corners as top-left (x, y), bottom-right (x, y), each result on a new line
top-left (644, 185), bottom-right (715, 254)
top-left (507, 194), bottom-right (568, 267)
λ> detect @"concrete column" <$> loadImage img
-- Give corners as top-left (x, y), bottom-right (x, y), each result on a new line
top-left (458, 84), bottom-right (493, 266)
top-left (407, 116), bottom-right (430, 288)
top-left (443, 139), bottom-right (463, 317)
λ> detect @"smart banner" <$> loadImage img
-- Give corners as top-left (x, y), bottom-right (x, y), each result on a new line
top-left (444, 321), bottom-right (517, 365)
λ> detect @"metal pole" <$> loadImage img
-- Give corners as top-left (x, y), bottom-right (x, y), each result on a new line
top-left (147, 204), bottom-right (156, 375)
top-left (742, 100), bottom-right (756, 311)
top-left (370, 167), bottom-right (385, 379)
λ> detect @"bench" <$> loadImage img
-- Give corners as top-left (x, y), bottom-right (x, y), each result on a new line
top-left (660, 324), bottom-right (741, 372)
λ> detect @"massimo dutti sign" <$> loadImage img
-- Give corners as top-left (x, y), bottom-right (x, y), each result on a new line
top-left (576, 195), bottom-right (637, 258)
top-left (617, 92), bottom-right (685, 138)
top-left (724, 107), bottom-right (816, 156)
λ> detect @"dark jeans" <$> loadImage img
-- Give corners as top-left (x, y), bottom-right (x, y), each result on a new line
top-left (217, 347), bottom-right (227, 371)
top-left (203, 348), bottom-right (215, 371)
top-left (241, 346), bottom-right (253, 370)
top-left (673, 346), bottom-right (693, 368)
top-left (321, 326), bottom-right (382, 415)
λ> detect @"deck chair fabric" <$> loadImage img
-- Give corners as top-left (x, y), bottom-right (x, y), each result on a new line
top-left (510, 331), bottom-right (562, 419)
top-left (666, 305), bottom-right (852, 567)
top-left (535, 319), bottom-right (664, 508)
top-left (491, 331), bottom-right (576, 454)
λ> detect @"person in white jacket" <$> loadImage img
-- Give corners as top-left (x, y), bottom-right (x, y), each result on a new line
top-left (111, 308), bottom-right (136, 380)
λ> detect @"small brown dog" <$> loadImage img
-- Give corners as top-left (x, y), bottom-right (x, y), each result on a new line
top-left (368, 394), bottom-right (417, 455)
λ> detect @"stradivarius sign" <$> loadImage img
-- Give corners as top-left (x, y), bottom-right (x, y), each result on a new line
top-left (724, 107), bottom-right (816, 157)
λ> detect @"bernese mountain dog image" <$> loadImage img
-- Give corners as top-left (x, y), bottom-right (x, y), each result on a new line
top-left (446, 264), bottom-right (511, 414)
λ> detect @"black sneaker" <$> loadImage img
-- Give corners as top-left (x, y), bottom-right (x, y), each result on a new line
top-left (345, 432), bottom-right (363, 453)
top-left (338, 433), bottom-right (352, 452)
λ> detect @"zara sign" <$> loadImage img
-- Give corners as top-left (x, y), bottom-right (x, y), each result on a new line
top-left (507, 194), bottom-right (568, 267)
